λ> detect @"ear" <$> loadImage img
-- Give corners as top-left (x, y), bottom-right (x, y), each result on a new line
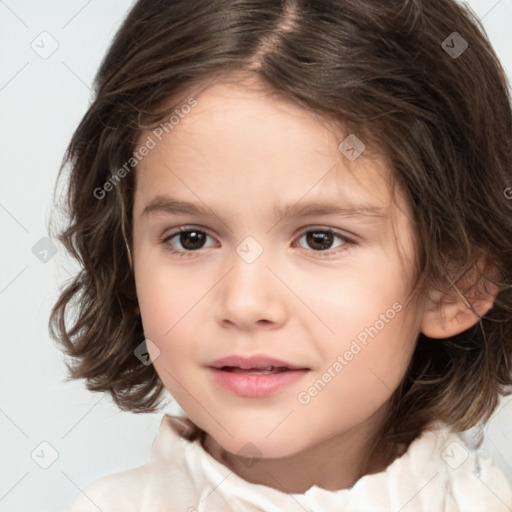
top-left (420, 254), bottom-right (500, 339)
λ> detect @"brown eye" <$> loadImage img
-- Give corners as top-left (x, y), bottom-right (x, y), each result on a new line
top-left (161, 227), bottom-right (215, 255)
top-left (176, 230), bottom-right (207, 250)
top-left (305, 230), bottom-right (335, 250)
top-left (296, 228), bottom-right (348, 252)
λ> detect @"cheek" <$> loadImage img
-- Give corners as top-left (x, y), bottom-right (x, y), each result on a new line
top-left (298, 316), bottom-right (418, 430)
top-left (138, 281), bottom-right (198, 404)
top-left (299, 272), bottom-right (418, 405)
top-left (342, 316), bottom-right (416, 389)
top-left (292, 261), bottom-right (412, 346)
top-left (136, 255), bottom-right (197, 332)
top-left (135, 263), bottom-right (202, 375)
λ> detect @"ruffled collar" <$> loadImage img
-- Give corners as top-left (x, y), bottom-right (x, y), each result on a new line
top-left (147, 414), bottom-right (511, 511)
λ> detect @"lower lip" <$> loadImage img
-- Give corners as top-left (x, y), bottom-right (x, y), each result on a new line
top-left (208, 368), bottom-right (309, 397)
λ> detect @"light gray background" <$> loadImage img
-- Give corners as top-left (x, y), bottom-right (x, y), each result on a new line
top-left (1, 1), bottom-right (511, 511)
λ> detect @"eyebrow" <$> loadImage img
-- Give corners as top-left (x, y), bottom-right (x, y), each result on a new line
top-left (141, 195), bottom-right (387, 221)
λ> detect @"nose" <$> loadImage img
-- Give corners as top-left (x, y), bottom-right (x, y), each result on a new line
top-left (215, 244), bottom-right (288, 330)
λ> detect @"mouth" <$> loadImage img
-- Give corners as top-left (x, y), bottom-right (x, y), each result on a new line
top-left (207, 355), bottom-right (310, 397)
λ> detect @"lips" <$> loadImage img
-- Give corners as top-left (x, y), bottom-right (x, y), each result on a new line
top-left (207, 355), bottom-right (310, 397)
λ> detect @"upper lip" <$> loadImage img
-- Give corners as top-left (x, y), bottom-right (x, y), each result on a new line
top-left (207, 355), bottom-right (309, 370)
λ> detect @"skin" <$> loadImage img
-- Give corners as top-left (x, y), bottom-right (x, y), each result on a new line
top-left (131, 74), bottom-right (492, 493)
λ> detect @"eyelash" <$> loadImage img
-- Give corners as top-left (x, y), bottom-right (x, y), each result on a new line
top-left (159, 226), bottom-right (357, 259)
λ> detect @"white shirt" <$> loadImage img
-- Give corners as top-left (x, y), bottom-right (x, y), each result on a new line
top-left (67, 414), bottom-right (512, 511)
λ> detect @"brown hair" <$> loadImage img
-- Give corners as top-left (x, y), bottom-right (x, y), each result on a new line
top-left (49, 0), bottom-right (512, 473)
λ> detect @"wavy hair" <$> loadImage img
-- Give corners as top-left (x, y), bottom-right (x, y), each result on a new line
top-left (49, 0), bottom-right (512, 473)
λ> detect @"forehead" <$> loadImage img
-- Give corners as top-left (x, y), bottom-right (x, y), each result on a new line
top-left (133, 78), bottom-right (402, 218)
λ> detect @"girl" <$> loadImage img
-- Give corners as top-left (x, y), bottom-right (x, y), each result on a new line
top-left (49, 0), bottom-right (512, 510)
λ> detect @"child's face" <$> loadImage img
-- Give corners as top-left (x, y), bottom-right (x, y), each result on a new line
top-left (132, 77), bottom-right (424, 461)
